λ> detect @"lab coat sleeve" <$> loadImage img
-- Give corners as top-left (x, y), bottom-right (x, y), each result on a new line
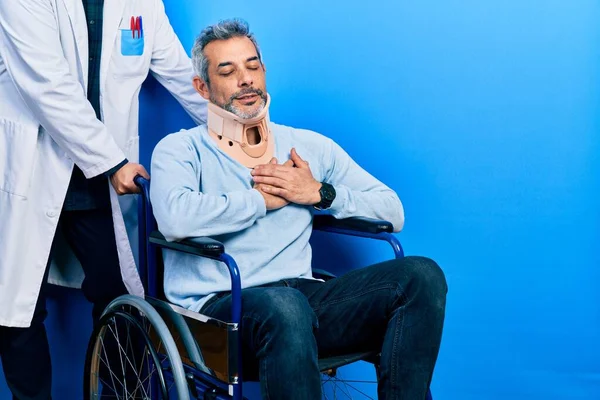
top-left (0, 0), bottom-right (126, 178)
top-left (149, 0), bottom-right (207, 125)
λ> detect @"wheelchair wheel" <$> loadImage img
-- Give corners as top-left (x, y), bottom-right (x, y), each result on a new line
top-left (322, 367), bottom-right (378, 400)
top-left (321, 367), bottom-right (433, 400)
top-left (84, 295), bottom-right (190, 400)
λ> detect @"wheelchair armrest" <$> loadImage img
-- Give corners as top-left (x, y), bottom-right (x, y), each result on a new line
top-left (313, 215), bottom-right (394, 234)
top-left (312, 215), bottom-right (404, 259)
top-left (149, 231), bottom-right (224, 260)
top-left (149, 231), bottom-right (242, 325)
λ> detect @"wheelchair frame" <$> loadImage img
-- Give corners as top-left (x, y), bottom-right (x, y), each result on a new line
top-left (84, 176), bottom-right (433, 400)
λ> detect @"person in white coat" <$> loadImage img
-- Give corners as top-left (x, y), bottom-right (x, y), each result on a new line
top-left (0, 0), bottom-right (207, 398)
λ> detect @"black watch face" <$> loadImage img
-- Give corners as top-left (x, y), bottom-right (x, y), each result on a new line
top-left (323, 185), bottom-right (335, 201)
top-left (320, 183), bottom-right (336, 204)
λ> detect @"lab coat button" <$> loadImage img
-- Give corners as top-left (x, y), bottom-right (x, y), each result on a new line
top-left (46, 210), bottom-right (57, 218)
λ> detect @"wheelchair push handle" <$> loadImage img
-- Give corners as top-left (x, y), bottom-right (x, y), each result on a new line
top-left (134, 174), bottom-right (149, 188)
top-left (134, 175), bottom-right (151, 200)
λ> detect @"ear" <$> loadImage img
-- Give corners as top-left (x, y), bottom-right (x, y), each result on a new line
top-left (193, 76), bottom-right (210, 100)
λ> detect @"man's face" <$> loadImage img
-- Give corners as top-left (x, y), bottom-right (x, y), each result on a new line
top-left (195, 36), bottom-right (267, 119)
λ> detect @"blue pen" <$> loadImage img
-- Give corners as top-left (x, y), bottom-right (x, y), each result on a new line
top-left (138, 15), bottom-right (143, 37)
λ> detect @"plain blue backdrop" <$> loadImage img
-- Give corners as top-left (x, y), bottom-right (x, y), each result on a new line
top-left (1, 1), bottom-right (599, 399)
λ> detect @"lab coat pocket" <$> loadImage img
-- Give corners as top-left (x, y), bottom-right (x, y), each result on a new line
top-left (121, 30), bottom-right (145, 56)
top-left (0, 119), bottom-right (38, 199)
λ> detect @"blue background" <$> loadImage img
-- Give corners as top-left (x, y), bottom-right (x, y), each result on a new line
top-left (2, 0), bottom-right (599, 398)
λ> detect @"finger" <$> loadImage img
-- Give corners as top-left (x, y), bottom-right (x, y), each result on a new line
top-left (132, 164), bottom-right (149, 178)
top-left (116, 185), bottom-right (134, 195)
top-left (253, 181), bottom-right (267, 192)
top-left (125, 181), bottom-right (141, 194)
top-left (283, 159), bottom-right (294, 167)
top-left (270, 157), bottom-right (278, 164)
top-left (261, 184), bottom-right (287, 197)
top-left (290, 148), bottom-right (308, 168)
top-left (252, 162), bottom-right (276, 172)
top-left (130, 184), bottom-right (142, 194)
top-left (252, 175), bottom-right (288, 189)
top-left (137, 166), bottom-right (150, 179)
top-left (251, 165), bottom-right (291, 178)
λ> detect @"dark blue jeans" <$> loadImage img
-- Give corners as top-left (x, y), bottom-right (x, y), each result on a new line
top-left (201, 256), bottom-right (447, 400)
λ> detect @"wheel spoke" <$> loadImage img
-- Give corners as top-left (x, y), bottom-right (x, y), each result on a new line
top-left (87, 311), bottom-right (171, 400)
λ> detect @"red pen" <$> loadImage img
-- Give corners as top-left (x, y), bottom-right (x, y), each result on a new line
top-left (130, 16), bottom-right (135, 38)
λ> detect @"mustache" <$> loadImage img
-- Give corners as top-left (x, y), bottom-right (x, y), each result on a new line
top-left (228, 88), bottom-right (265, 102)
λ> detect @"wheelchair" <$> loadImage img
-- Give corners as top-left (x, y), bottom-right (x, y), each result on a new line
top-left (83, 176), bottom-right (434, 400)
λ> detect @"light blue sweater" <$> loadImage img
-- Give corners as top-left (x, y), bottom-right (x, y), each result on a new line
top-left (150, 122), bottom-right (404, 312)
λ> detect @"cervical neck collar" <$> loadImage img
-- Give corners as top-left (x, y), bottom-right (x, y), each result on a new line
top-left (207, 94), bottom-right (273, 168)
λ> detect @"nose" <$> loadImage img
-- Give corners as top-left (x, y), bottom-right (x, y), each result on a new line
top-left (238, 69), bottom-right (253, 88)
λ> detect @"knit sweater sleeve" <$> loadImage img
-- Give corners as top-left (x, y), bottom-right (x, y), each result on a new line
top-left (150, 131), bottom-right (266, 241)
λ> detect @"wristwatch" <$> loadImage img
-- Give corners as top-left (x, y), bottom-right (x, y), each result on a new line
top-left (314, 182), bottom-right (336, 210)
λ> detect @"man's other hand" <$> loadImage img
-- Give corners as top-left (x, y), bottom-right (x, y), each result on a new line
top-left (110, 162), bottom-right (149, 194)
top-left (251, 148), bottom-right (321, 206)
top-left (253, 157), bottom-right (290, 210)
top-left (254, 183), bottom-right (289, 210)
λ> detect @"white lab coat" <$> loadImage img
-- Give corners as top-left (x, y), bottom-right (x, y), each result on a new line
top-left (0, 0), bottom-right (207, 327)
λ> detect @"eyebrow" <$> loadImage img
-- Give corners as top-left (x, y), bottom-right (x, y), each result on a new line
top-left (217, 56), bottom-right (260, 69)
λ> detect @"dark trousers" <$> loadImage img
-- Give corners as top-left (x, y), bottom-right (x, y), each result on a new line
top-left (0, 208), bottom-right (128, 400)
top-left (201, 256), bottom-right (448, 400)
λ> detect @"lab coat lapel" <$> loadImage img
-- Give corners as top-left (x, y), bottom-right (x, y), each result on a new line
top-left (59, 0), bottom-right (89, 87)
top-left (100, 0), bottom-right (126, 100)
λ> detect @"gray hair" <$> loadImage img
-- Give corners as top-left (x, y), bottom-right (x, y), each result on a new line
top-left (191, 18), bottom-right (262, 86)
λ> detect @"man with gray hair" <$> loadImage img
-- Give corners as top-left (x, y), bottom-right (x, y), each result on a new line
top-left (150, 18), bottom-right (447, 399)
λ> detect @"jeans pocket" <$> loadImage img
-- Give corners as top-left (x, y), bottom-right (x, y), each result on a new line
top-left (120, 30), bottom-right (145, 56)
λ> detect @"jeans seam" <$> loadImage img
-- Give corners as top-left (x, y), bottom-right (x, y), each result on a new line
top-left (311, 283), bottom-right (397, 311)
top-left (391, 290), bottom-right (407, 396)
top-left (260, 356), bottom-right (271, 400)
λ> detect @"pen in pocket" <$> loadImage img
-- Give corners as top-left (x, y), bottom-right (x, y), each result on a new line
top-left (130, 16), bottom-right (143, 38)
